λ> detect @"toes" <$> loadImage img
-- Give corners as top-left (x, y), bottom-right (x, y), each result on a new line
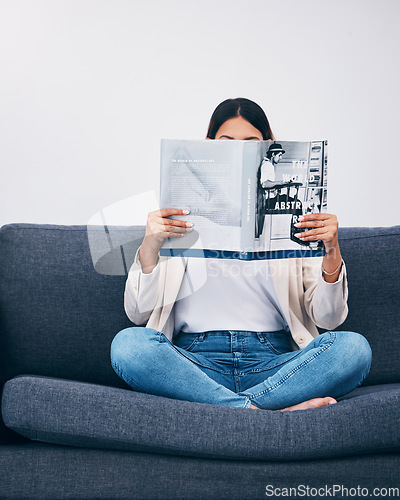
top-left (279, 396), bottom-right (338, 412)
top-left (316, 397), bottom-right (337, 407)
top-left (307, 397), bottom-right (337, 408)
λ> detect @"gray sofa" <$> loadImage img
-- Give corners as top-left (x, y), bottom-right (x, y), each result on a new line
top-left (0, 223), bottom-right (399, 500)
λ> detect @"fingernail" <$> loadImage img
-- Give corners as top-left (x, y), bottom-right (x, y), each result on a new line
top-left (294, 233), bottom-right (303, 238)
top-left (186, 228), bottom-right (193, 232)
top-left (299, 216), bottom-right (305, 221)
top-left (182, 210), bottom-right (190, 214)
top-left (294, 223), bottom-right (301, 227)
top-left (186, 222), bottom-right (193, 227)
top-left (328, 400), bottom-right (336, 405)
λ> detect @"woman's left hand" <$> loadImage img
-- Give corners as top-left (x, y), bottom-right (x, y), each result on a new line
top-left (294, 213), bottom-right (342, 282)
top-left (294, 213), bottom-right (339, 253)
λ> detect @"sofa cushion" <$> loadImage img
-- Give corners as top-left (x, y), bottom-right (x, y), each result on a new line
top-left (1, 444), bottom-right (399, 500)
top-left (0, 443), bottom-right (399, 500)
top-left (2, 375), bottom-right (400, 461)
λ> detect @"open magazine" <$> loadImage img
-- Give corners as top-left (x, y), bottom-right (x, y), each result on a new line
top-left (159, 139), bottom-right (328, 260)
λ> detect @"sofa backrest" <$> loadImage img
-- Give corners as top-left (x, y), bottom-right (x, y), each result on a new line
top-left (0, 223), bottom-right (399, 394)
top-left (334, 225), bottom-right (400, 386)
top-left (0, 224), bottom-right (145, 394)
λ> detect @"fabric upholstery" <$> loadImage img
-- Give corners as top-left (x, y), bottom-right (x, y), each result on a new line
top-left (0, 443), bottom-right (398, 500)
top-left (0, 224), bottom-right (140, 389)
top-left (2, 375), bottom-right (400, 461)
top-left (335, 226), bottom-right (400, 385)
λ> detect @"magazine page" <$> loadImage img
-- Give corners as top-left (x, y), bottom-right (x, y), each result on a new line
top-left (241, 140), bottom-right (328, 258)
top-left (159, 139), bottom-right (245, 255)
top-left (159, 139), bottom-right (327, 259)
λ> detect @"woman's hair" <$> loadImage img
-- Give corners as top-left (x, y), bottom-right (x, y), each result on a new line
top-left (206, 97), bottom-right (275, 140)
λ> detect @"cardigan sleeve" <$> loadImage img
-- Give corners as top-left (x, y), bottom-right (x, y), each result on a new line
top-left (302, 257), bottom-right (349, 330)
top-left (124, 246), bottom-right (161, 325)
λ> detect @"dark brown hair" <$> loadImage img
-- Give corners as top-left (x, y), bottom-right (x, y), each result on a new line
top-left (206, 98), bottom-right (275, 140)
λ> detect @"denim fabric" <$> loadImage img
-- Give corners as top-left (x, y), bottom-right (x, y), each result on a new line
top-left (2, 376), bottom-right (400, 462)
top-left (111, 328), bottom-right (372, 410)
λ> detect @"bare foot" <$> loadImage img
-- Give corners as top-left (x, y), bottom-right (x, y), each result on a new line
top-left (248, 397), bottom-right (337, 411)
top-left (279, 397), bottom-right (337, 412)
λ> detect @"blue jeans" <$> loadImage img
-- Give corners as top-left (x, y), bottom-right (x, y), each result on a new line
top-left (110, 328), bottom-right (372, 410)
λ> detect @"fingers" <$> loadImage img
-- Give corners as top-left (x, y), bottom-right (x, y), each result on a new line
top-left (297, 213), bottom-right (338, 227)
top-left (294, 213), bottom-right (339, 239)
top-left (148, 223), bottom-right (191, 240)
top-left (295, 220), bottom-right (326, 229)
top-left (163, 228), bottom-right (191, 238)
top-left (156, 208), bottom-right (193, 231)
top-left (300, 213), bottom-right (330, 221)
top-left (155, 218), bottom-right (193, 238)
top-left (155, 208), bottom-right (190, 217)
top-left (147, 208), bottom-right (193, 240)
top-left (162, 221), bottom-right (193, 237)
top-left (294, 228), bottom-right (329, 241)
top-left (151, 209), bottom-right (191, 226)
top-left (294, 213), bottom-right (338, 243)
top-left (164, 218), bottom-right (192, 228)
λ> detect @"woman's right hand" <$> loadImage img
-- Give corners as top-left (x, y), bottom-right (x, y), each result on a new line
top-left (139, 209), bottom-right (193, 273)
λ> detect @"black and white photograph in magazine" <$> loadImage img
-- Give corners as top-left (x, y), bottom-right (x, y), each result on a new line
top-left (255, 140), bottom-right (327, 253)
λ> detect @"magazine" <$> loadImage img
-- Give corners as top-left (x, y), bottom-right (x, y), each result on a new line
top-left (159, 139), bottom-right (328, 260)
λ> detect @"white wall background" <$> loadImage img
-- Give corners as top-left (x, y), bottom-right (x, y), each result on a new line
top-left (1, 0), bottom-right (399, 228)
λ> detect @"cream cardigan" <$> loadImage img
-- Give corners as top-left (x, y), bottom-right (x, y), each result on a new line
top-left (124, 247), bottom-right (348, 350)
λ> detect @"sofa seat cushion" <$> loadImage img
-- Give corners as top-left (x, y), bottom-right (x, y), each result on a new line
top-left (2, 375), bottom-right (400, 461)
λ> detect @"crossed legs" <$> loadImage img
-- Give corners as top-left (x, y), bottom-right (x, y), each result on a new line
top-left (110, 328), bottom-right (372, 411)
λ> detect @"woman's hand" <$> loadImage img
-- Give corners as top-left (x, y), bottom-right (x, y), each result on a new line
top-left (294, 213), bottom-right (338, 252)
top-left (294, 213), bottom-right (343, 283)
top-left (139, 209), bottom-right (193, 274)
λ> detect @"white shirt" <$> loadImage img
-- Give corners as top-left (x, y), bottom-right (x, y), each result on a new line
top-left (174, 257), bottom-right (288, 334)
top-left (260, 158), bottom-right (275, 186)
top-left (126, 248), bottom-right (349, 348)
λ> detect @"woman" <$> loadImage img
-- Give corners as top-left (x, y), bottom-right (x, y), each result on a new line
top-left (111, 98), bottom-right (372, 411)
